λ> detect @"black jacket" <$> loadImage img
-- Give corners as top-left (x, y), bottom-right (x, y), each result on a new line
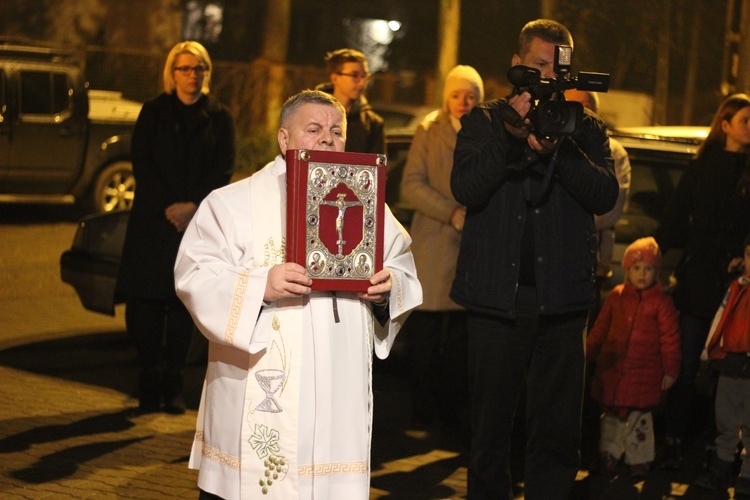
top-left (450, 99), bottom-right (618, 317)
top-left (118, 92), bottom-right (235, 299)
top-left (656, 148), bottom-right (750, 319)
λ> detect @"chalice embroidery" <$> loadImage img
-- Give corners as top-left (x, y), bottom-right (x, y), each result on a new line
top-left (254, 369), bottom-right (287, 413)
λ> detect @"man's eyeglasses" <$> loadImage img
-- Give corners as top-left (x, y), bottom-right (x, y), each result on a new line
top-left (337, 71), bottom-right (371, 81)
top-left (174, 65), bottom-right (207, 76)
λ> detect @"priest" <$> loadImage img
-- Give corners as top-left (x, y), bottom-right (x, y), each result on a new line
top-left (174, 89), bottom-right (422, 500)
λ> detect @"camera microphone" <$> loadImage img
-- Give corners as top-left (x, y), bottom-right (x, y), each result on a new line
top-left (507, 65), bottom-right (542, 88)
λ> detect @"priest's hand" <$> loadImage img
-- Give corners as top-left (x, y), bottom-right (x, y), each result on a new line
top-left (357, 269), bottom-right (392, 305)
top-left (264, 263), bottom-right (313, 302)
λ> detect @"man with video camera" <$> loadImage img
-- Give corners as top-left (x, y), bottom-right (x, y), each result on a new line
top-left (450, 19), bottom-right (619, 499)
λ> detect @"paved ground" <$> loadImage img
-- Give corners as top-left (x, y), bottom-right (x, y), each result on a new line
top-left (0, 322), bottom-right (471, 498)
top-left (0, 206), bottom-right (743, 499)
top-left (0, 309), bottom-right (741, 500)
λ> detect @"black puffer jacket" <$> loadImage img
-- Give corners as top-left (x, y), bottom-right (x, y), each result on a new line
top-left (656, 147), bottom-right (750, 319)
top-left (450, 100), bottom-right (618, 317)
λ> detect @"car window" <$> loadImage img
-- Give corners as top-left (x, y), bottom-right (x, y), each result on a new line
top-left (615, 148), bottom-right (690, 244)
top-left (19, 70), bottom-right (71, 116)
top-left (51, 73), bottom-right (70, 113)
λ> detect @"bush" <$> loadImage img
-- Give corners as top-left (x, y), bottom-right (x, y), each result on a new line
top-left (233, 130), bottom-right (277, 181)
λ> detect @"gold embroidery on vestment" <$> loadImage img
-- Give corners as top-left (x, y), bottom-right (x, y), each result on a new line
top-left (269, 313), bottom-right (291, 394)
top-left (298, 461), bottom-right (369, 476)
top-left (202, 441), bottom-right (240, 469)
top-left (393, 273), bottom-right (404, 313)
top-left (224, 269), bottom-right (251, 344)
top-left (262, 237), bottom-right (286, 267)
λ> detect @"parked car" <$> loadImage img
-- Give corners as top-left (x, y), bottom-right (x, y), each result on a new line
top-left (605, 125), bottom-right (707, 289)
top-left (60, 208), bottom-right (129, 315)
top-left (384, 131), bottom-right (415, 227)
top-left (0, 38), bottom-right (140, 214)
top-left (61, 126), bottom-right (707, 314)
top-left (372, 102), bottom-right (434, 135)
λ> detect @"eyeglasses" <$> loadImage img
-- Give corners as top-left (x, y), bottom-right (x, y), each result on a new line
top-left (337, 71), bottom-right (371, 81)
top-left (173, 65), bottom-right (207, 76)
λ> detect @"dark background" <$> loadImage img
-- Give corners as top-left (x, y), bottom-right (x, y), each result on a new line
top-left (0, 0), bottom-right (732, 125)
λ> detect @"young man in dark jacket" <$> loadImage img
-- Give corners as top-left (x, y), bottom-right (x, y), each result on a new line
top-left (316, 48), bottom-right (385, 155)
top-left (450, 19), bottom-right (618, 500)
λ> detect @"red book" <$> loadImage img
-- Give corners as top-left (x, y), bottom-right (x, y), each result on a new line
top-left (285, 149), bottom-right (386, 292)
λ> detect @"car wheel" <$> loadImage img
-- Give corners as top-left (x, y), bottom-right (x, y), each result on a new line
top-left (88, 161), bottom-right (135, 213)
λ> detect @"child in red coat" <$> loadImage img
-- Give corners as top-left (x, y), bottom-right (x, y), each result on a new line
top-left (586, 236), bottom-right (681, 477)
top-left (695, 234), bottom-right (750, 496)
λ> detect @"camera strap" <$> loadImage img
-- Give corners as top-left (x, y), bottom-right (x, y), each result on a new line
top-left (523, 141), bottom-right (560, 206)
top-left (497, 98), bottom-right (525, 129)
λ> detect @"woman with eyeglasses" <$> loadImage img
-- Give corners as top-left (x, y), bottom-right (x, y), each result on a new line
top-left (118, 40), bottom-right (235, 414)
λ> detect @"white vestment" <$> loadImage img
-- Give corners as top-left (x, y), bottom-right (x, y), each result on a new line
top-left (174, 155), bottom-right (422, 499)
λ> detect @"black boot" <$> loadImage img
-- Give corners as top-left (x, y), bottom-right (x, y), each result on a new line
top-left (138, 366), bottom-right (162, 413)
top-left (694, 456), bottom-right (733, 490)
top-left (659, 437), bottom-right (682, 470)
top-left (162, 367), bottom-right (186, 415)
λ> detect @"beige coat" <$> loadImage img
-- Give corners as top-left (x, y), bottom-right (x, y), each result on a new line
top-left (401, 110), bottom-right (464, 311)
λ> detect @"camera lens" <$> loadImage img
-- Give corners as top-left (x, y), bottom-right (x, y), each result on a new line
top-left (537, 101), bottom-right (582, 136)
top-left (540, 102), bottom-right (571, 132)
top-left (543, 106), bottom-right (569, 128)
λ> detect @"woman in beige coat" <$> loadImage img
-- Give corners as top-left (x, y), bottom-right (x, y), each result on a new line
top-left (400, 65), bottom-right (484, 429)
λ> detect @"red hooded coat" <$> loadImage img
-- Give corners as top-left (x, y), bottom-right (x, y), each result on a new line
top-left (587, 283), bottom-right (681, 409)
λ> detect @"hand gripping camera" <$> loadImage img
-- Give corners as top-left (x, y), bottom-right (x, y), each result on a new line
top-left (502, 45), bottom-right (610, 138)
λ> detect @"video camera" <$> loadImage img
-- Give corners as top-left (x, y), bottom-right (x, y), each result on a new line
top-left (503, 45), bottom-right (610, 138)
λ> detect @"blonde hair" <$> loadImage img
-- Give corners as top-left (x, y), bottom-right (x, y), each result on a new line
top-left (162, 41), bottom-right (212, 95)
